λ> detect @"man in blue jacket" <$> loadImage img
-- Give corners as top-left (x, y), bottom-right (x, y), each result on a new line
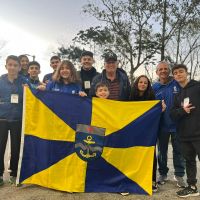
top-left (153, 61), bottom-right (185, 187)
top-left (89, 52), bottom-right (130, 101)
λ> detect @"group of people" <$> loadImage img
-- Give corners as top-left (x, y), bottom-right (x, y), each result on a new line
top-left (0, 50), bottom-right (200, 198)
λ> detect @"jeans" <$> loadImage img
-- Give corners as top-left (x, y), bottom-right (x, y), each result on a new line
top-left (0, 120), bottom-right (22, 177)
top-left (157, 131), bottom-right (185, 177)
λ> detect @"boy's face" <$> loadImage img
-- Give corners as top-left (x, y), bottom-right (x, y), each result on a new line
top-left (50, 59), bottom-right (61, 71)
top-left (20, 57), bottom-right (29, 70)
top-left (173, 68), bottom-right (188, 84)
top-left (81, 56), bottom-right (94, 70)
top-left (96, 86), bottom-right (110, 99)
top-left (5, 59), bottom-right (21, 76)
top-left (28, 65), bottom-right (40, 78)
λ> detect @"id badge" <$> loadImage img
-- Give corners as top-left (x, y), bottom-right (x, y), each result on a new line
top-left (11, 94), bottom-right (19, 104)
top-left (183, 97), bottom-right (189, 107)
top-left (84, 81), bottom-right (91, 89)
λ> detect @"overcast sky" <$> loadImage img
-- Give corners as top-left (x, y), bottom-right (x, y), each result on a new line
top-left (0, 0), bottom-right (98, 41)
top-left (0, 0), bottom-right (100, 76)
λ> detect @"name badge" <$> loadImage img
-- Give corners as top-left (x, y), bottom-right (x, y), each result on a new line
top-left (84, 81), bottom-right (91, 89)
top-left (11, 94), bottom-right (19, 104)
top-left (183, 97), bottom-right (190, 107)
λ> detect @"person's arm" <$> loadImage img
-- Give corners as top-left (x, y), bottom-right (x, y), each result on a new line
top-left (43, 74), bottom-right (48, 83)
top-left (129, 87), bottom-right (134, 101)
top-left (45, 81), bottom-right (54, 91)
top-left (170, 95), bottom-right (188, 121)
top-left (76, 83), bottom-right (87, 97)
top-left (161, 100), bottom-right (166, 112)
top-left (126, 78), bottom-right (131, 100)
top-left (37, 84), bottom-right (46, 91)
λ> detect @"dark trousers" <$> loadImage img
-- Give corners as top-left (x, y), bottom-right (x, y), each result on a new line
top-left (153, 150), bottom-right (157, 182)
top-left (180, 140), bottom-right (200, 186)
top-left (157, 132), bottom-right (185, 177)
top-left (0, 120), bottom-right (22, 177)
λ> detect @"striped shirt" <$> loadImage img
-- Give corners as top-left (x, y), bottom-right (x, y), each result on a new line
top-left (107, 78), bottom-right (120, 100)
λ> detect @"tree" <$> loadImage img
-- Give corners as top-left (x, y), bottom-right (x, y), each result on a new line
top-left (162, 1), bottom-right (200, 78)
top-left (154, 0), bottom-right (200, 61)
top-left (56, 0), bottom-right (200, 81)
top-left (81, 0), bottom-right (160, 83)
top-left (56, 45), bottom-right (85, 67)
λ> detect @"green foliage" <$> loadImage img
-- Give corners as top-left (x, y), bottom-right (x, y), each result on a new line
top-left (57, 0), bottom-right (200, 81)
top-left (57, 45), bottom-right (84, 63)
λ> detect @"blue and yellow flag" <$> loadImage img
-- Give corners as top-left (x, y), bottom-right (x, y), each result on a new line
top-left (17, 88), bottom-right (161, 195)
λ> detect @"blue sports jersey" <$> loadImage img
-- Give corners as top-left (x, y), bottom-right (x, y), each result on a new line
top-left (46, 81), bottom-right (82, 95)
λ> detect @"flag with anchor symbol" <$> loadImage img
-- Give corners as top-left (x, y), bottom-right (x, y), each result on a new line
top-left (17, 88), bottom-right (161, 195)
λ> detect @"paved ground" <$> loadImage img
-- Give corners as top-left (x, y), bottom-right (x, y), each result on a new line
top-left (0, 143), bottom-right (199, 200)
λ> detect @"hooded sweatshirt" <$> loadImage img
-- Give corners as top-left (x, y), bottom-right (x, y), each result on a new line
top-left (170, 80), bottom-right (200, 141)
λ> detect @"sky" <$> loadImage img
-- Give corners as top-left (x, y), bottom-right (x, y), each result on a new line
top-left (0, 0), bottom-right (99, 77)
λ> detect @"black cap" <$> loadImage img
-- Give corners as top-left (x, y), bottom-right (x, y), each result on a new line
top-left (81, 51), bottom-right (93, 58)
top-left (104, 52), bottom-right (117, 62)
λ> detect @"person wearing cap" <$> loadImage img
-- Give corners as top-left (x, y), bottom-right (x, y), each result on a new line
top-left (77, 51), bottom-right (99, 96)
top-left (89, 52), bottom-right (130, 100)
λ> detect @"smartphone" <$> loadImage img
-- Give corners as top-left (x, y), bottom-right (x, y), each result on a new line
top-left (183, 97), bottom-right (190, 107)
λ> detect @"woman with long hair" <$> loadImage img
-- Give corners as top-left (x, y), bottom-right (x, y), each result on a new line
top-left (130, 75), bottom-right (166, 193)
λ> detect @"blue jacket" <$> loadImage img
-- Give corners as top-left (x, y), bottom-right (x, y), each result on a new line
top-left (46, 81), bottom-right (82, 94)
top-left (26, 77), bottom-right (41, 89)
top-left (43, 73), bottom-right (54, 83)
top-left (89, 68), bottom-right (131, 100)
top-left (153, 78), bottom-right (180, 133)
top-left (19, 70), bottom-right (29, 78)
top-left (0, 74), bottom-right (26, 121)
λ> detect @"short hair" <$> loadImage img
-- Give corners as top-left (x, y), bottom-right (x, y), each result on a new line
top-left (50, 55), bottom-right (61, 62)
top-left (18, 54), bottom-right (29, 62)
top-left (81, 51), bottom-right (93, 58)
top-left (95, 82), bottom-right (109, 92)
top-left (6, 55), bottom-right (20, 65)
top-left (156, 61), bottom-right (170, 71)
top-left (172, 64), bottom-right (188, 74)
top-left (52, 60), bottom-right (78, 83)
top-left (28, 61), bottom-right (40, 69)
